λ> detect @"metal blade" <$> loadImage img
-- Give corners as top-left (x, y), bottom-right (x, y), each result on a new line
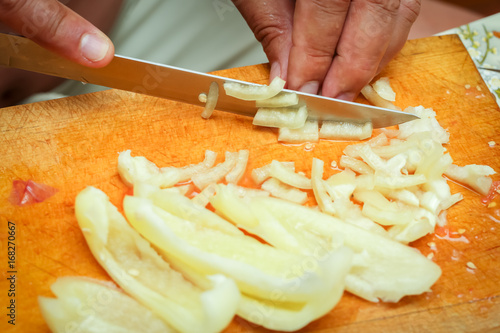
top-left (0, 33), bottom-right (418, 128)
top-left (479, 67), bottom-right (500, 74)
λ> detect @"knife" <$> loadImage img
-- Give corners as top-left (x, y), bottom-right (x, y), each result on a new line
top-left (0, 33), bottom-right (417, 128)
top-left (479, 67), bottom-right (500, 74)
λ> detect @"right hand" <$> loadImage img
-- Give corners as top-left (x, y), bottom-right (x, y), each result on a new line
top-left (0, 0), bottom-right (116, 67)
top-left (0, 0), bottom-right (122, 107)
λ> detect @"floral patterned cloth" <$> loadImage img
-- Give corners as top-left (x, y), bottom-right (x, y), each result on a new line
top-left (439, 13), bottom-right (500, 106)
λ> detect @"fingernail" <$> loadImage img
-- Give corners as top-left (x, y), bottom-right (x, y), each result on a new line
top-left (270, 62), bottom-right (281, 81)
top-left (80, 33), bottom-right (110, 62)
top-left (335, 92), bottom-right (356, 101)
top-left (299, 81), bottom-right (320, 95)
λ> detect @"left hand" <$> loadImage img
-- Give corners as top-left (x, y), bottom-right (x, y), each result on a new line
top-left (233, 0), bottom-right (421, 101)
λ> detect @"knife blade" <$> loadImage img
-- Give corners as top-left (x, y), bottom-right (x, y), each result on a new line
top-left (0, 32), bottom-right (417, 128)
top-left (479, 67), bottom-right (500, 74)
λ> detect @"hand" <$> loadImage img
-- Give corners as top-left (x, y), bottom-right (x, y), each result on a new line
top-left (0, 0), bottom-right (122, 107)
top-left (233, 0), bottom-right (421, 101)
top-left (0, 0), bottom-right (119, 67)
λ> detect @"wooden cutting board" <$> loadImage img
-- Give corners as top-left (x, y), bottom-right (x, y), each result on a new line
top-left (1, 34), bottom-right (500, 333)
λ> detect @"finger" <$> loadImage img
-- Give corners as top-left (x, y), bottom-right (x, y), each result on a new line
top-left (0, 0), bottom-right (114, 67)
top-left (63, 0), bottom-right (124, 38)
top-left (321, 0), bottom-right (401, 100)
top-left (377, 0), bottom-right (420, 72)
top-left (287, 0), bottom-right (351, 94)
top-left (233, 0), bottom-right (294, 83)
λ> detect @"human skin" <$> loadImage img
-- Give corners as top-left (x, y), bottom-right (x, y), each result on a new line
top-left (0, 0), bottom-right (122, 107)
top-left (233, 0), bottom-right (421, 100)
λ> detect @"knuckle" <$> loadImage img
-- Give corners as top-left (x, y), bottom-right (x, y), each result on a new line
top-left (302, 44), bottom-right (335, 60)
top-left (26, 1), bottom-right (68, 41)
top-left (310, 0), bottom-right (351, 15)
top-left (42, 7), bottom-right (70, 42)
top-left (338, 45), bottom-right (379, 74)
top-left (400, 0), bottom-right (421, 24)
top-left (356, 0), bottom-right (405, 38)
top-left (0, 0), bottom-right (70, 41)
top-left (0, 0), bottom-right (26, 17)
top-left (365, 0), bottom-right (401, 14)
top-left (252, 20), bottom-right (289, 50)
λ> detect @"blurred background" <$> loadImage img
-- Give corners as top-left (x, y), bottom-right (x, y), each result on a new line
top-left (440, 0), bottom-right (500, 16)
top-left (409, 0), bottom-right (500, 39)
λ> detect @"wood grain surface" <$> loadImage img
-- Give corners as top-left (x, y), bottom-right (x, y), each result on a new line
top-left (1, 34), bottom-right (499, 333)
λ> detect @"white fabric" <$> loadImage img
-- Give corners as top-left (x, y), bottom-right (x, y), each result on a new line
top-left (53, 0), bottom-right (267, 96)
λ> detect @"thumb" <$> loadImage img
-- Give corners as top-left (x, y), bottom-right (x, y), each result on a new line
top-left (0, 0), bottom-right (114, 67)
top-left (233, 0), bottom-right (294, 83)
